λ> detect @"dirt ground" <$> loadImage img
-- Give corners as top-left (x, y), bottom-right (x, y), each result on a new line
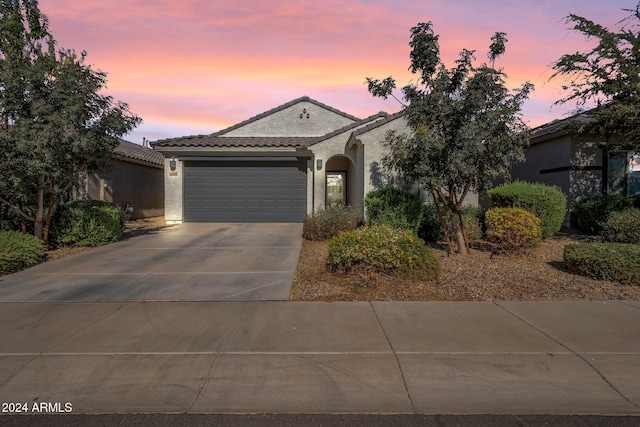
top-left (290, 233), bottom-right (640, 301)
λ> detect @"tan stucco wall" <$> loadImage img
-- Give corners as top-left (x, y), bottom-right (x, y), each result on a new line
top-left (164, 157), bottom-right (183, 223)
top-left (223, 101), bottom-right (356, 137)
top-left (309, 115), bottom-right (412, 217)
top-left (310, 131), bottom-right (360, 213)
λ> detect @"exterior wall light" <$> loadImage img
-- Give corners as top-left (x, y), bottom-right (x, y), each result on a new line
top-left (316, 159), bottom-right (323, 170)
top-left (170, 157), bottom-right (176, 171)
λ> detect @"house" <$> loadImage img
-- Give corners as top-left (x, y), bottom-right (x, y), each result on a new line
top-left (82, 139), bottom-right (165, 219)
top-left (150, 96), bottom-right (409, 223)
top-left (510, 110), bottom-right (640, 226)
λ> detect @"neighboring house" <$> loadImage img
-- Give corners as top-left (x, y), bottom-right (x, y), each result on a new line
top-left (510, 110), bottom-right (640, 226)
top-left (151, 96), bottom-right (410, 223)
top-left (81, 139), bottom-right (165, 219)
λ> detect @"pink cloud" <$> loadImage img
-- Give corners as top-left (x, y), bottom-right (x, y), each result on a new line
top-left (37, 0), bottom-right (636, 144)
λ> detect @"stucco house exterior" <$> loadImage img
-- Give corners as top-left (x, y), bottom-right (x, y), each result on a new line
top-left (81, 139), bottom-right (165, 219)
top-left (151, 96), bottom-right (409, 223)
top-left (510, 110), bottom-right (640, 226)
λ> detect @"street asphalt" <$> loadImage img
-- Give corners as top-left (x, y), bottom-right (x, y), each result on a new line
top-left (0, 223), bottom-right (639, 424)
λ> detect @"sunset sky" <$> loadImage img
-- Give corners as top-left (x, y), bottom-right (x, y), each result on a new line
top-left (38, 0), bottom-right (634, 145)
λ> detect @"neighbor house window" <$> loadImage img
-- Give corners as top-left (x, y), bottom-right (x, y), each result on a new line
top-left (608, 151), bottom-right (640, 197)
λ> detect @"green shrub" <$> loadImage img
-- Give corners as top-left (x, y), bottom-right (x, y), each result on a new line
top-left (420, 204), bottom-right (484, 242)
top-left (0, 231), bottom-right (45, 274)
top-left (485, 207), bottom-right (542, 254)
top-left (563, 242), bottom-right (640, 285)
top-left (574, 194), bottom-right (634, 235)
top-left (419, 203), bottom-right (443, 242)
top-left (364, 187), bottom-right (423, 234)
top-left (601, 208), bottom-right (640, 243)
top-left (490, 181), bottom-right (567, 238)
top-left (327, 224), bottom-right (440, 279)
top-left (50, 200), bottom-right (124, 248)
top-left (303, 205), bottom-right (361, 241)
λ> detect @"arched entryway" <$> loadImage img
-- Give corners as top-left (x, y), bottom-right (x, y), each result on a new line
top-left (325, 155), bottom-right (356, 207)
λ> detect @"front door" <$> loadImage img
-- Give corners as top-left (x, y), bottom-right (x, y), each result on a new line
top-left (326, 172), bottom-right (346, 206)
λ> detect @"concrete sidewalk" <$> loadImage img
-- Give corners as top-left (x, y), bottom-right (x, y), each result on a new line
top-left (0, 300), bottom-right (639, 415)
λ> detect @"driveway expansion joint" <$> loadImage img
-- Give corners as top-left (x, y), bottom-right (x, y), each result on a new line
top-left (186, 301), bottom-right (255, 412)
top-left (493, 301), bottom-right (640, 410)
top-left (369, 301), bottom-right (417, 414)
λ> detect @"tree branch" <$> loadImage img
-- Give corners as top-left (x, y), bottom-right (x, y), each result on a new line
top-left (0, 196), bottom-right (35, 222)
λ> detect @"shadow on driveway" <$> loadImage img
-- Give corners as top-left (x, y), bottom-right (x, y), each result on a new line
top-left (0, 223), bottom-right (302, 302)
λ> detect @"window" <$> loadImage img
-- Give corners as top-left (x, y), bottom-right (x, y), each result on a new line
top-left (608, 151), bottom-right (640, 197)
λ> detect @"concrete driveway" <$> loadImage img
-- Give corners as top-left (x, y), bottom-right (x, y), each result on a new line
top-left (0, 223), bottom-right (302, 302)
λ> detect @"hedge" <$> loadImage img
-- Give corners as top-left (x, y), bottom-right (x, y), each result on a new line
top-left (50, 200), bottom-right (124, 248)
top-left (563, 242), bottom-right (640, 285)
top-left (0, 231), bottom-right (45, 274)
top-left (490, 181), bottom-right (566, 238)
top-left (327, 224), bottom-right (439, 279)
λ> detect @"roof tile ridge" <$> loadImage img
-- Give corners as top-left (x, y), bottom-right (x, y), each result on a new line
top-left (150, 133), bottom-right (212, 146)
top-left (352, 109), bottom-right (406, 137)
top-left (114, 139), bottom-right (164, 165)
top-left (306, 111), bottom-right (390, 146)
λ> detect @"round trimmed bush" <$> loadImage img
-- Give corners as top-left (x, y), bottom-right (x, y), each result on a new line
top-left (303, 205), bottom-right (361, 241)
top-left (0, 231), bottom-right (45, 274)
top-left (327, 224), bottom-right (439, 279)
top-left (485, 207), bottom-right (542, 253)
top-left (601, 208), bottom-right (640, 243)
top-left (490, 181), bottom-right (566, 238)
top-left (364, 187), bottom-right (423, 234)
top-left (574, 194), bottom-right (634, 235)
top-left (50, 200), bottom-right (124, 248)
top-left (563, 242), bottom-right (640, 285)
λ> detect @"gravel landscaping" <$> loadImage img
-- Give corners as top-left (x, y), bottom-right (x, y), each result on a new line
top-left (38, 218), bottom-right (640, 301)
top-left (290, 232), bottom-right (640, 301)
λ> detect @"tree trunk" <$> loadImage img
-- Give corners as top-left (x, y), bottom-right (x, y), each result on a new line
top-left (451, 214), bottom-right (469, 255)
top-left (43, 179), bottom-right (55, 246)
top-left (34, 177), bottom-right (45, 240)
top-left (457, 210), bottom-right (470, 252)
top-left (430, 188), bottom-right (454, 254)
top-left (456, 229), bottom-right (468, 255)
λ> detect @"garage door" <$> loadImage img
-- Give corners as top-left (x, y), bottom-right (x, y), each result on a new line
top-left (184, 160), bottom-right (307, 222)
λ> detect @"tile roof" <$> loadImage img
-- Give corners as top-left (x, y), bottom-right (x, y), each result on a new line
top-left (530, 109), bottom-right (595, 142)
top-left (149, 97), bottom-right (405, 150)
top-left (151, 136), bottom-right (316, 149)
top-left (306, 112), bottom-right (390, 147)
top-left (150, 96), bottom-right (365, 149)
top-left (351, 110), bottom-right (406, 137)
top-left (151, 113), bottom-right (395, 150)
top-left (113, 139), bottom-right (164, 166)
